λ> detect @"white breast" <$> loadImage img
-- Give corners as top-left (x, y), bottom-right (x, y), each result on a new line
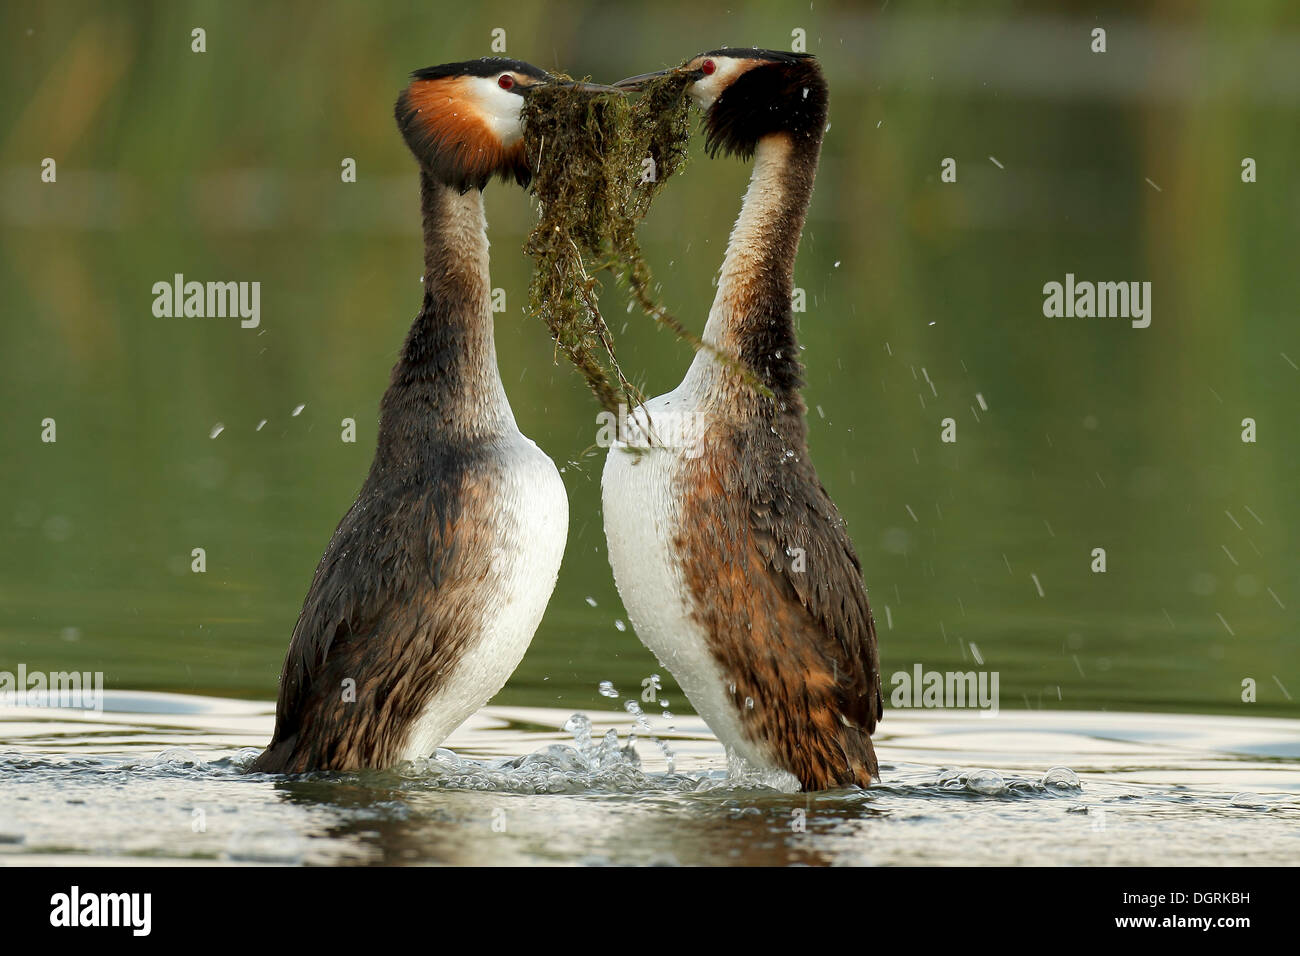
top-left (600, 384), bottom-right (771, 771)
top-left (400, 432), bottom-right (568, 759)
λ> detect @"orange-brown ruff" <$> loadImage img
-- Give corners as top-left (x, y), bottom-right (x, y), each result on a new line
top-left (397, 76), bottom-right (528, 190)
top-left (602, 50), bottom-right (881, 791)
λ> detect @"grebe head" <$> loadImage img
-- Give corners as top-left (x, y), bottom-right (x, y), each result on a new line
top-left (616, 49), bottom-right (827, 160)
top-left (395, 57), bottom-right (613, 191)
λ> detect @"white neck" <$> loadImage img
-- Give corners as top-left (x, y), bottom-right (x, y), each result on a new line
top-left (683, 136), bottom-right (792, 391)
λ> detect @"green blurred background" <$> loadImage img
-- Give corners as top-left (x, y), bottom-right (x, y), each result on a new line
top-left (1, 0), bottom-right (1296, 718)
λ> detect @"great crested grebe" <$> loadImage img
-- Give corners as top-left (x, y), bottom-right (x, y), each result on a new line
top-left (250, 59), bottom-right (595, 773)
top-left (602, 50), bottom-right (883, 790)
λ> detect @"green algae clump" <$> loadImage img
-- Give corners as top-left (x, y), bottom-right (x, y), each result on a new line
top-left (522, 71), bottom-right (696, 414)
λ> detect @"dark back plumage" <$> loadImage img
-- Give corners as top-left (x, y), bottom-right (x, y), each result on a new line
top-left (677, 408), bottom-right (882, 788)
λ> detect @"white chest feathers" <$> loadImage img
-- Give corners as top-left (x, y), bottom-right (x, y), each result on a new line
top-left (600, 390), bottom-right (771, 770)
top-left (400, 434), bottom-right (568, 760)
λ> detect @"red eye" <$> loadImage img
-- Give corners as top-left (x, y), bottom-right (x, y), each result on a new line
top-left (498, 74), bottom-right (515, 90)
top-left (701, 59), bottom-right (716, 75)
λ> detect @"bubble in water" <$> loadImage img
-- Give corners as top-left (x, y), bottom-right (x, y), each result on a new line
top-left (966, 769), bottom-right (1005, 795)
top-left (1041, 766), bottom-right (1081, 790)
top-left (152, 748), bottom-right (205, 768)
top-left (506, 744), bottom-right (588, 775)
top-left (1230, 792), bottom-right (1270, 808)
top-left (936, 768), bottom-right (964, 789)
top-left (598, 681), bottom-right (619, 698)
top-left (231, 747), bottom-right (265, 770)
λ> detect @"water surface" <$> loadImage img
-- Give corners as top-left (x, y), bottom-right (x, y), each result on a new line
top-left (2, 692), bottom-right (1296, 866)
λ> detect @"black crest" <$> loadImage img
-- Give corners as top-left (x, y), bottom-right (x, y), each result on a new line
top-left (409, 57), bottom-right (550, 84)
top-left (702, 50), bottom-right (828, 160)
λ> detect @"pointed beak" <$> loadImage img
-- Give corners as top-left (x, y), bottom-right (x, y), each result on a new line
top-left (613, 69), bottom-right (674, 92)
top-left (552, 79), bottom-right (623, 94)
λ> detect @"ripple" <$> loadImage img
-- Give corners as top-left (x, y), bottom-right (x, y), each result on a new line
top-left (224, 825), bottom-right (303, 864)
top-left (892, 766), bottom-right (1084, 799)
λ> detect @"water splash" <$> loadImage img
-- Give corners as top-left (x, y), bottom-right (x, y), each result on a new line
top-left (625, 699), bottom-right (676, 774)
top-left (387, 713), bottom-right (797, 795)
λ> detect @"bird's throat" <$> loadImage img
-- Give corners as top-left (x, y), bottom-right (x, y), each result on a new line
top-left (700, 131), bottom-right (820, 400)
top-left (381, 173), bottom-right (512, 449)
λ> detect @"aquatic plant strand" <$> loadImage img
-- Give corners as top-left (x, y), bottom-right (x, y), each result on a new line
top-left (523, 73), bottom-right (702, 413)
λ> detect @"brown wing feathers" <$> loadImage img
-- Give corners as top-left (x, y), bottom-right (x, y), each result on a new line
top-left (679, 418), bottom-right (882, 789)
top-left (249, 467), bottom-right (493, 773)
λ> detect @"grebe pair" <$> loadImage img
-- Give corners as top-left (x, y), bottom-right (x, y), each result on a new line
top-left (251, 51), bottom-right (882, 791)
